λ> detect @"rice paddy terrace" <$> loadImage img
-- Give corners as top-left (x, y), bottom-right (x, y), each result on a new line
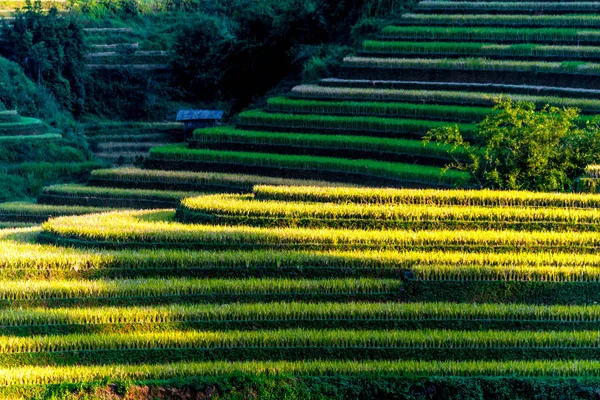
top-left (4, 186), bottom-right (600, 396)
top-left (6, 0), bottom-right (600, 397)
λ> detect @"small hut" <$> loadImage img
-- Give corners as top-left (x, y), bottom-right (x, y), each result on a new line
top-left (177, 109), bottom-right (224, 135)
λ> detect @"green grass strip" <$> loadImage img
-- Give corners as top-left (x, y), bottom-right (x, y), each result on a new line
top-left (416, 1), bottom-right (600, 12)
top-left (40, 210), bottom-right (600, 252)
top-left (267, 97), bottom-right (493, 122)
top-left (148, 145), bottom-right (468, 187)
top-left (190, 127), bottom-right (467, 162)
top-left (291, 85), bottom-right (600, 114)
top-left (238, 110), bottom-right (478, 137)
top-left (344, 57), bottom-right (600, 76)
top-left (0, 203), bottom-right (109, 221)
top-left (399, 13), bottom-right (600, 28)
top-left (0, 134), bottom-right (61, 143)
top-left (381, 26), bottom-right (600, 43)
top-left (363, 41), bottom-right (600, 60)
top-left (253, 185), bottom-right (600, 208)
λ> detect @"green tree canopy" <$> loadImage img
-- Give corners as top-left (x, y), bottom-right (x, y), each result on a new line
top-left (424, 98), bottom-right (600, 192)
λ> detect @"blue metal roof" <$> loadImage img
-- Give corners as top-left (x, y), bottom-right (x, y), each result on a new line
top-left (177, 109), bottom-right (224, 121)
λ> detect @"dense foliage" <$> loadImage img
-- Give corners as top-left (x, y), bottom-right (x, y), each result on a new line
top-left (1, 1), bottom-right (87, 115)
top-left (424, 98), bottom-right (600, 192)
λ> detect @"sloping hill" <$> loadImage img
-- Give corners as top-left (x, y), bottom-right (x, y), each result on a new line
top-left (140, 0), bottom-right (600, 189)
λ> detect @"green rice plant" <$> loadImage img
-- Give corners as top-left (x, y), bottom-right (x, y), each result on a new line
top-left (8, 359), bottom-right (600, 387)
top-left (253, 185), bottom-right (600, 208)
top-left (89, 168), bottom-right (350, 192)
top-left (147, 145), bottom-right (468, 187)
top-left (0, 360), bottom-right (592, 387)
top-left (381, 26), bottom-right (600, 43)
top-left (291, 85), bottom-right (600, 114)
top-left (399, 13), bottom-right (600, 28)
top-left (8, 227), bottom-right (600, 281)
top-left (362, 41), bottom-right (600, 60)
top-left (267, 97), bottom-right (493, 122)
top-left (40, 210), bottom-right (600, 252)
top-left (7, 328), bottom-right (600, 356)
top-left (416, 1), bottom-right (600, 13)
top-left (238, 110), bottom-right (478, 138)
top-left (0, 277), bottom-right (399, 304)
top-left (344, 57), bottom-right (600, 77)
top-left (10, 227), bottom-right (600, 281)
top-left (8, 302), bottom-right (600, 329)
top-left (176, 193), bottom-right (600, 231)
top-left (190, 128), bottom-right (469, 163)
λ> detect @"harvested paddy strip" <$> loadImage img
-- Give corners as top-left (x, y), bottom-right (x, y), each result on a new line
top-left (146, 145), bottom-right (468, 188)
top-left (176, 193), bottom-right (600, 231)
top-left (38, 184), bottom-right (200, 209)
top-left (266, 97), bottom-right (493, 122)
top-left (254, 185), bottom-right (600, 208)
top-left (88, 168), bottom-right (349, 192)
top-left (237, 110), bottom-right (478, 139)
top-left (399, 13), bottom-right (600, 28)
top-left (9, 302), bottom-right (600, 336)
top-left (362, 41), bottom-right (600, 61)
top-left (190, 128), bottom-right (467, 165)
top-left (380, 26), bottom-right (600, 44)
top-left (39, 210), bottom-right (600, 253)
top-left (6, 329), bottom-right (600, 366)
top-left (0, 278), bottom-right (401, 308)
top-left (291, 85), bottom-right (600, 114)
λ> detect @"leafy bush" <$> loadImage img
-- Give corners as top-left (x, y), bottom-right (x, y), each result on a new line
top-left (425, 98), bottom-right (600, 192)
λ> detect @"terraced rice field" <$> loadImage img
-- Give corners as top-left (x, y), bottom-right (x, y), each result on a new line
top-left (1, 185), bottom-right (600, 395)
top-left (6, 0), bottom-right (600, 397)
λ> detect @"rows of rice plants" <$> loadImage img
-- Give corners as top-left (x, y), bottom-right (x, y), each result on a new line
top-left (416, 1), bottom-right (600, 14)
top-left (9, 0), bottom-right (600, 395)
top-left (175, 193), bottom-right (600, 231)
top-left (39, 184), bottom-right (201, 209)
top-left (237, 110), bottom-right (478, 138)
top-left (290, 85), bottom-right (600, 114)
top-left (254, 185), bottom-right (600, 208)
top-left (380, 26), bottom-right (600, 43)
top-left (146, 145), bottom-right (469, 188)
top-left (399, 13), bottom-right (600, 28)
top-left (189, 127), bottom-right (469, 164)
top-left (39, 209), bottom-right (600, 253)
top-left (362, 41), bottom-right (600, 61)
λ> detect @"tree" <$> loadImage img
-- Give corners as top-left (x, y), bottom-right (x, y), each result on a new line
top-left (424, 97), bottom-right (600, 192)
top-left (1, 0), bottom-right (87, 114)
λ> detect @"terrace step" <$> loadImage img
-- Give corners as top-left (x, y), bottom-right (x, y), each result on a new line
top-left (415, 1), bottom-right (600, 15)
top-left (318, 78), bottom-right (600, 99)
top-left (340, 57), bottom-right (600, 90)
top-left (38, 184), bottom-right (199, 209)
top-left (398, 13), bottom-right (600, 28)
top-left (87, 168), bottom-right (351, 193)
top-left (378, 26), bottom-right (600, 45)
